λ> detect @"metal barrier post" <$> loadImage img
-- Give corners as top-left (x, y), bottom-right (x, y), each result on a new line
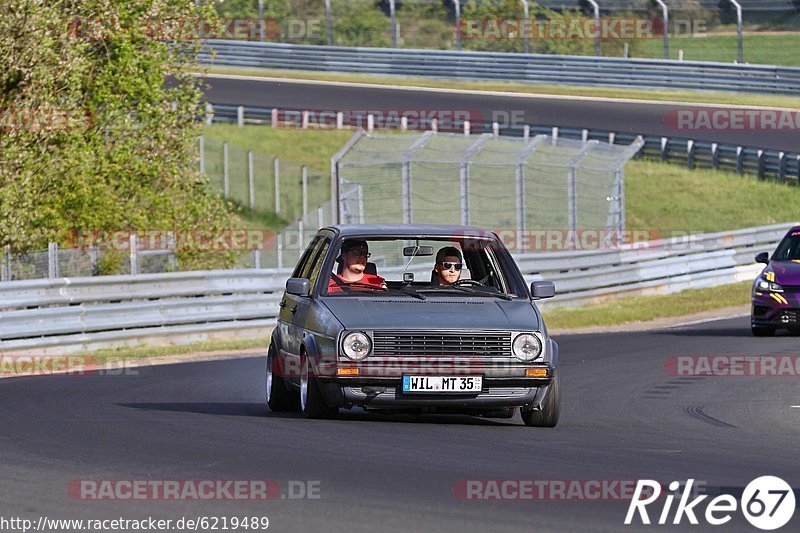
top-left (389, 0), bottom-right (397, 48)
top-left (711, 143), bottom-right (719, 169)
top-left (736, 146), bottom-right (744, 174)
top-left (2, 245), bottom-right (11, 281)
top-left (586, 0), bottom-right (600, 56)
top-left (237, 106), bottom-right (244, 127)
top-left (454, 0), bottom-right (461, 50)
top-left (778, 152), bottom-right (786, 183)
top-left (520, 0), bottom-right (530, 54)
top-left (687, 140), bottom-right (695, 169)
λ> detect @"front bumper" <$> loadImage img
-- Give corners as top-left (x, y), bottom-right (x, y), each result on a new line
top-left (751, 291), bottom-right (800, 329)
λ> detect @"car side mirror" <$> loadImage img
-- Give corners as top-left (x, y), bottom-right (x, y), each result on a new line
top-left (531, 281), bottom-right (556, 299)
top-left (755, 252), bottom-right (769, 264)
top-left (286, 278), bottom-right (311, 297)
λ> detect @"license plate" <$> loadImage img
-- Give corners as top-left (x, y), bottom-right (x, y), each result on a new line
top-left (402, 376), bottom-right (483, 393)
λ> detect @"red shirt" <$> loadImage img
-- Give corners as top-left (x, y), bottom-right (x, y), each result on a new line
top-left (327, 273), bottom-right (386, 293)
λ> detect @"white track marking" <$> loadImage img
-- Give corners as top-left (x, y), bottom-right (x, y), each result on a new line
top-left (666, 313), bottom-right (749, 329)
top-left (200, 72), bottom-right (800, 112)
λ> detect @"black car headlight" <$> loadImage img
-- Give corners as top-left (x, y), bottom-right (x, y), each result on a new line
top-left (512, 333), bottom-right (543, 362)
top-left (756, 277), bottom-right (783, 293)
top-left (341, 331), bottom-right (371, 361)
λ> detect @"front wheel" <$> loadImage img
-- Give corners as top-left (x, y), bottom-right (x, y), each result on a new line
top-left (266, 345), bottom-right (299, 412)
top-left (522, 371), bottom-right (561, 428)
top-left (300, 355), bottom-right (338, 419)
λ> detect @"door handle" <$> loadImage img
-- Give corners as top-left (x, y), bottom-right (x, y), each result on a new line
top-left (279, 300), bottom-right (286, 308)
top-left (290, 305), bottom-right (298, 314)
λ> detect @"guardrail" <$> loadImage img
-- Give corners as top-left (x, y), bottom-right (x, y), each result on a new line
top-left (0, 224), bottom-right (790, 353)
top-left (208, 104), bottom-right (800, 184)
top-left (200, 40), bottom-right (800, 96)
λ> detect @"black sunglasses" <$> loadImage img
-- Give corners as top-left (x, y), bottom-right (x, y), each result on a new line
top-left (441, 262), bottom-right (463, 271)
top-left (348, 249), bottom-right (371, 258)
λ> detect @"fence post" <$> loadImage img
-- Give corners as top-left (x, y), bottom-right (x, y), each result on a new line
top-left (302, 165), bottom-right (308, 219)
top-left (454, 0), bottom-right (461, 50)
top-left (492, 122), bottom-right (499, 137)
top-left (655, 0), bottom-right (669, 59)
top-left (367, 114), bottom-right (374, 133)
top-left (661, 137), bottom-right (669, 161)
top-left (318, 205), bottom-right (324, 228)
top-left (687, 140), bottom-right (695, 169)
top-left (237, 105), bottom-right (244, 127)
top-left (299, 220), bottom-right (305, 251)
top-left (586, 0), bottom-right (600, 56)
top-left (389, 0), bottom-right (397, 48)
top-left (519, 0), bottom-right (529, 54)
top-left (336, 112), bottom-right (344, 130)
top-left (274, 157), bottom-right (280, 213)
top-left (757, 149), bottom-right (765, 180)
top-left (205, 103), bottom-right (214, 125)
top-left (271, 108), bottom-right (278, 128)
top-left (523, 125), bottom-right (530, 141)
top-left (167, 233), bottom-right (178, 272)
top-left (248, 151), bottom-right (255, 209)
top-left (402, 161), bottom-right (412, 224)
top-left (736, 146), bottom-right (744, 174)
top-left (464, 120), bottom-right (470, 136)
top-left (199, 135), bottom-right (205, 174)
top-left (551, 126), bottom-right (559, 145)
top-left (729, 0), bottom-right (743, 63)
top-left (778, 152), bottom-right (786, 183)
top-left (515, 164), bottom-right (525, 253)
top-left (401, 116), bottom-right (408, 131)
top-left (48, 242), bottom-right (59, 278)
top-left (2, 245), bottom-right (11, 281)
top-left (89, 244), bottom-right (99, 276)
top-left (277, 234), bottom-right (283, 269)
top-left (129, 235), bottom-right (139, 276)
top-left (325, 0), bottom-right (333, 46)
top-left (254, 249), bottom-right (261, 269)
top-left (223, 142), bottom-right (229, 199)
top-left (581, 129), bottom-right (589, 143)
top-left (608, 132), bottom-right (616, 145)
top-left (711, 142), bottom-right (719, 169)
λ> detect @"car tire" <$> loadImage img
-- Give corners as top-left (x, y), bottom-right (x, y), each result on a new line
top-left (300, 354), bottom-right (338, 420)
top-left (266, 344), bottom-right (299, 412)
top-left (751, 325), bottom-right (775, 337)
top-left (521, 371), bottom-right (560, 428)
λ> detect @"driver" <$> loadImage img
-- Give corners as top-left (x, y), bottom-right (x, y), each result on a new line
top-left (432, 246), bottom-right (463, 286)
top-left (328, 239), bottom-right (386, 293)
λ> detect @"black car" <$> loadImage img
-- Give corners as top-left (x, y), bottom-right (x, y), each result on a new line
top-left (266, 225), bottom-right (560, 427)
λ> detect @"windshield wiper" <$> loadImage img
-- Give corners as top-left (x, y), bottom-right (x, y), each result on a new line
top-left (400, 286), bottom-right (427, 300)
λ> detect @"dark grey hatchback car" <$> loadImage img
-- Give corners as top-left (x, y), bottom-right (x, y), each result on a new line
top-left (266, 225), bottom-right (561, 427)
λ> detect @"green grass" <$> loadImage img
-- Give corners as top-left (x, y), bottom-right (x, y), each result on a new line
top-left (626, 159), bottom-right (800, 232)
top-left (637, 33), bottom-right (800, 66)
top-left (85, 337), bottom-right (270, 365)
top-left (202, 67), bottom-right (800, 110)
top-left (542, 281), bottom-right (751, 330)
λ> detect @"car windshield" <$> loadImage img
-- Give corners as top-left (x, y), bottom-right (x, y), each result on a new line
top-left (322, 236), bottom-right (521, 298)
top-left (772, 232), bottom-right (800, 261)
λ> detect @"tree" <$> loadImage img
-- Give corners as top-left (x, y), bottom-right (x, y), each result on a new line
top-left (0, 0), bottom-right (236, 269)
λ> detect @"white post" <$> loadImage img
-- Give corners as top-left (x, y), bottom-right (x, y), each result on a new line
top-left (302, 110), bottom-right (309, 129)
top-left (237, 105), bottom-right (244, 127)
top-left (318, 205), bottom-right (324, 229)
top-left (273, 157), bottom-right (280, 213)
top-left (464, 120), bottom-right (470, 136)
top-left (454, 0), bottom-right (462, 50)
top-left (523, 124), bottom-right (530, 140)
top-left (367, 113), bottom-right (374, 132)
top-left (520, 0), bottom-right (530, 54)
top-left (492, 122), bottom-right (499, 137)
top-left (581, 129), bottom-right (589, 143)
top-left (205, 103), bottom-right (214, 125)
top-left (277, 235), bottom-right (283, 269)
top-left (271, 108), bottom-right (278, 128)
top-left (551, 126), bottom-right (559, 145)
top-left (336, 111), bottom-right (344, 130)
top-left (302, 165), bottom-right (308, 219)
top-left (325, 0), bottom-right (333, 46)
top-left (223, 142), bottom-right (229, 198)
top-left (586, 0), bottom-right (600, 56)
top-left (248, 151), bottom-right (255, 210)
top-left (401, 116), bottom-right (408, 131)
top-left (389, 0), bottom-right (397, 48)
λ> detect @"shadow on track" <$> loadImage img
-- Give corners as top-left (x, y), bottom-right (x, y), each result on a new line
top-left (116, 403), bottom-right (521, 426)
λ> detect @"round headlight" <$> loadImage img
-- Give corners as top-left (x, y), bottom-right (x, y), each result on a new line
top-left (513, 333), bottom-right (542, 362)
top-left (342, 332), bottom-right (371, 360)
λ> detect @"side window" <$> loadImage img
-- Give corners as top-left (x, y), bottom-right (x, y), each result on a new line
top-left (306, 239), bottom-right (332, 290)
top-left (292, 236), bottom-right (322, 278)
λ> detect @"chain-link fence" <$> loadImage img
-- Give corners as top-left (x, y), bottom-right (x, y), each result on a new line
top-left (212, 0), bottom-right (800, 65)
top-left (333, 130), bottom-right (643, 252)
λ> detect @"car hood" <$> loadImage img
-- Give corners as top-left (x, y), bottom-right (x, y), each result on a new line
top-left (767, 260), bottom-right (800, 285)
top-left (321, 297), bottom-right (540, 331)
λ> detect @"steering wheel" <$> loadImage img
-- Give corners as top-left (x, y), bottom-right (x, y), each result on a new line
top-left (453, 279), bottom-right (484, 287)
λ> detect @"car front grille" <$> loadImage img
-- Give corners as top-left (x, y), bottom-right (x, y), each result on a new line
top-left (371, 330), bottom-right (512, 357)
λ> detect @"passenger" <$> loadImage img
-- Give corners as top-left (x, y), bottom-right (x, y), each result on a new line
top-left (328, 239), bottom-right (386, 293)
top-left (432, 246), bottom-right (463, 286)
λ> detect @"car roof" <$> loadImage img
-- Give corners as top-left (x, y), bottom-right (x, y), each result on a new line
top-left (322, 224), bottom-right (499, 238)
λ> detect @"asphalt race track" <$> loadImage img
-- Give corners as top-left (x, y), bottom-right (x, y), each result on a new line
top-left (201, 76), bottom-right (800, 152)
top-left (1, 315), bottom-right (798, 532)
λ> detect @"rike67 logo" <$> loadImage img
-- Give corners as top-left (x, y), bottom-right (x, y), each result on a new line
top-left (625, 477), bottom-right (795, 530)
